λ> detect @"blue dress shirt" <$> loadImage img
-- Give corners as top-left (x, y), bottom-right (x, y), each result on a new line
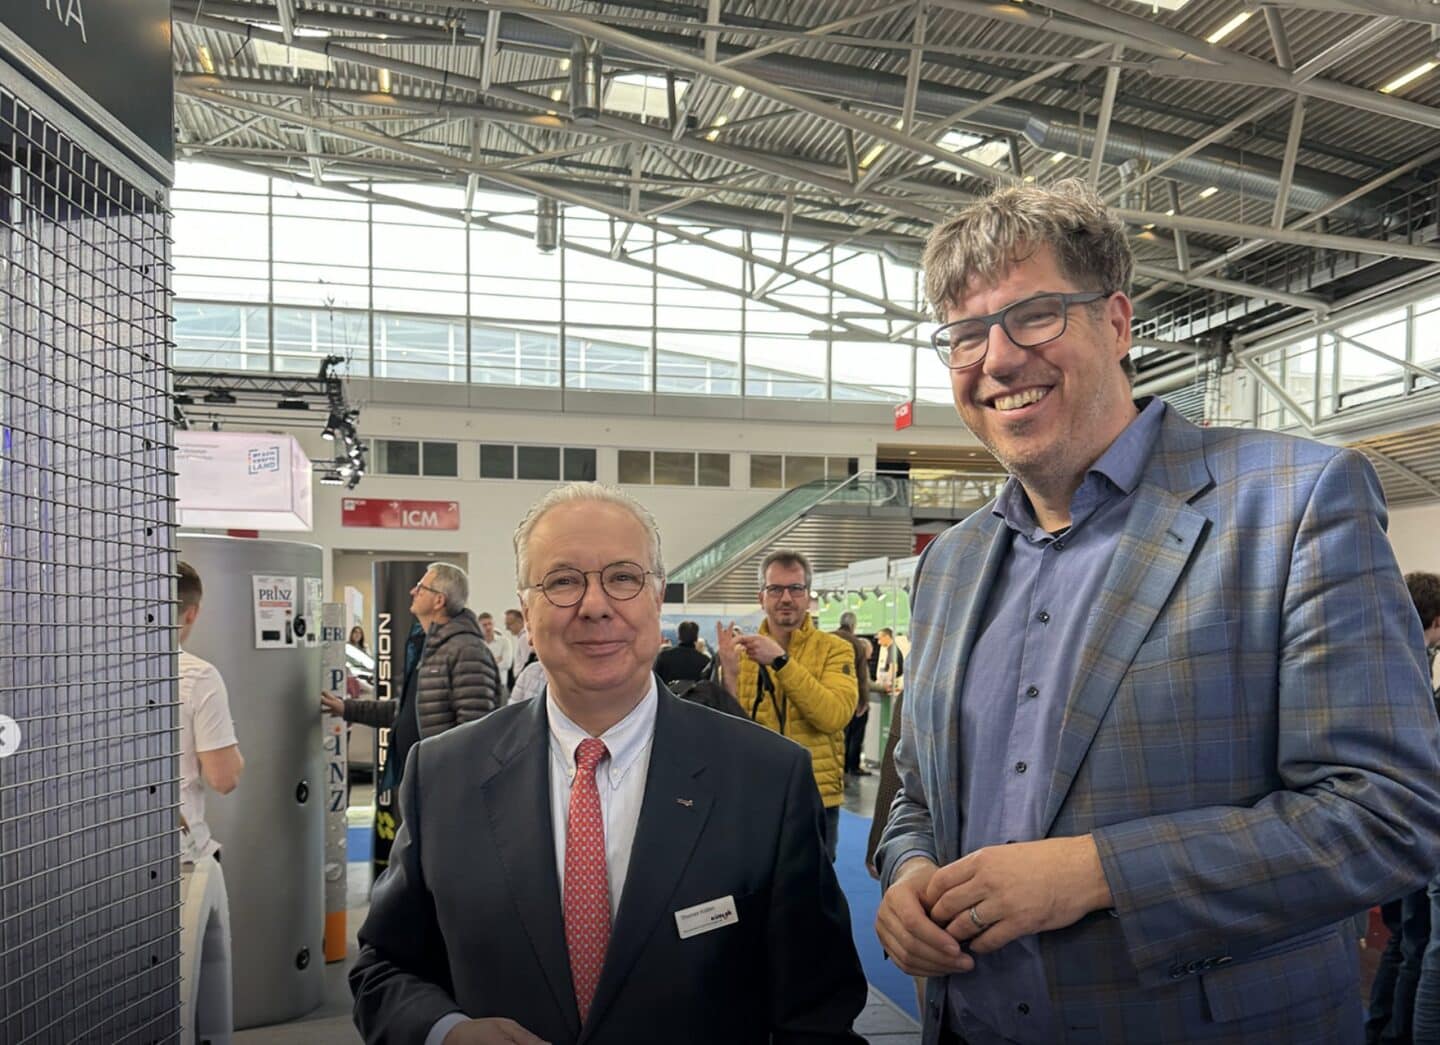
top-left (947, 397), bottom-right (1166, 1044)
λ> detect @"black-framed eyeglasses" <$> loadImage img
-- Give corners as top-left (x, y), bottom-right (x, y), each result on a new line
top-left (931, 290), bottom-right (1112, 370)
top-left (528, 561), bottom-right (659, 608)
top-left (763, 583), bottom-right (810, 599)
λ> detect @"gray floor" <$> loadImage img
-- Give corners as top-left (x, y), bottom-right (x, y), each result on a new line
top-left (234, 766), bottom-right (919, 1044)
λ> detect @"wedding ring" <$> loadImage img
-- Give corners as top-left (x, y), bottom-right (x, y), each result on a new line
top-left (969, 904), bottom-right (987, 930)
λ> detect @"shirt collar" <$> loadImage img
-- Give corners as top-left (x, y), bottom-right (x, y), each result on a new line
top-left (992, 396), bottom-right (1166, 538)
top-left (546, 675), bottom-right (658, 788)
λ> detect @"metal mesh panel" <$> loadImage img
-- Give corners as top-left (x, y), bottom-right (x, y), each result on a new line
top-left (0, 83), bottom-right (180, 1043)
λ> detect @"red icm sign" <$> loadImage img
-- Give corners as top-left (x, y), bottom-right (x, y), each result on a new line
top-left (894, 400), bottom-right (914, 430)
top-left (342, 498), bottom-right (460, 531)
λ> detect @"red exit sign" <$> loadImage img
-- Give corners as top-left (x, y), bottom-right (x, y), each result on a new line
top-left (342, 498), bottom-right (460, 530)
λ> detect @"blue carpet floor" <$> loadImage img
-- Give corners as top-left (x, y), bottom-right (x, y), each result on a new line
top-left (348, 825), bottom-right (372, 863)
top-left (837, 807), bottom-right (921, 1021)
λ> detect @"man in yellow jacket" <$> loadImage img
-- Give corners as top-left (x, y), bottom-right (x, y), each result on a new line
top-left (717, 549), bottom-right (858, 861)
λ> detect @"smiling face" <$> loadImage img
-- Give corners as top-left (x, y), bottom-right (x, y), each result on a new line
top-left (947, 246), bottom-right (1136, 503)
top-left (521, 501), bottom-right (662, 715)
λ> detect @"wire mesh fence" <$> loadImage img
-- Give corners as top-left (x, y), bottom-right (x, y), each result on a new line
top-left (0, 80), bottom-right (180, 1043)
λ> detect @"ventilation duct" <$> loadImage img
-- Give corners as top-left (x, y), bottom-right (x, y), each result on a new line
top-left (569, 39), bottom-right (603, 124)
top-left (536, 196), bottom-right (559, 253)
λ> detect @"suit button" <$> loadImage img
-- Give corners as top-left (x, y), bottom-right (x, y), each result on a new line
top-left (1017, 1003), bottom-right (1030, 1015)
top-left (1015, 761), bottom-right (1028, 774)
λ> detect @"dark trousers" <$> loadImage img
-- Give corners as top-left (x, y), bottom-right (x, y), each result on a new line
top-left (1371, 890), bottom-right (1433, 1044)
top-left (820, 805), bottom-right (840, 863)
top-left (844, 707), bottom-right (868, 773)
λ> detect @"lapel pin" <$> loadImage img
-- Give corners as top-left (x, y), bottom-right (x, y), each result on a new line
top-left (676, 797), bottom-right (694, 808)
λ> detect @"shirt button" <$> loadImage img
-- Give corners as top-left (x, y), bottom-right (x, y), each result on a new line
top-left (1036, 611), bottom-right (1050, 623)
top-left (1015, 761), bottom-right (1027, 774)
top-left (1017, 1003), bottom-right (1030, 1015)
top-left (1025, 685), bottom-right (1039, 699)
top-left (1054, 539), bottom-right (1066, 550)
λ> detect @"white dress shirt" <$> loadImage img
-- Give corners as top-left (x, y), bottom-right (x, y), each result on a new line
top-left (426, 678), bottom-right (658, 1045)
top-left (485, 630), bottom-right (515, 676)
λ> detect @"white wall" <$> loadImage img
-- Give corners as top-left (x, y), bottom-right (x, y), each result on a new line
top-left (228, 399), bottom-right (981, 620)
top-left (1388, 501), bottom-right (1440, 575)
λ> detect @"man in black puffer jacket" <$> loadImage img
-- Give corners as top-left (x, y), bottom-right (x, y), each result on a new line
top-left (323, 562), bottom-right (500, 796)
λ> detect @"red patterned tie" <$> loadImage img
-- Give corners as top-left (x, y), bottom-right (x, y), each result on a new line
top-left (565, 737), bottom-right (611, 1023)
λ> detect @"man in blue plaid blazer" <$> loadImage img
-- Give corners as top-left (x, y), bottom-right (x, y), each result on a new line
top-left (875, 179), bottom-right (1440, 1045)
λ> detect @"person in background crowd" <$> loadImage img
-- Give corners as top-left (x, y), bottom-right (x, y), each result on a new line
top-left (178, 561), bottom-right (245, 862)
top-left (655, 620), bottom-right (712, 684)
top-left (1394, 573), bottom-right (1440, 1044)
top-left (322, 563), bottom-right (500, 805)
top-left (351, 482), bottom-right (867, 1045)
top-left (833, 611), bottom-right (871, 780)
top-left (874, 627), bottom-right (904, 696)
top-left (875, 179), bottom-right (1440, 1045)
top-left (505, 607), bottom-right (533, 690)
top-left (478, 611), bottom-right (515, 689)
top-left (715, 550), bottom-right (856, 863)
top-left (350, 625), bottom-right (367, 653)
top-left (508, 659), bottom-right (547, 704)
top-left (177, 561), bottom-right (245, 1043)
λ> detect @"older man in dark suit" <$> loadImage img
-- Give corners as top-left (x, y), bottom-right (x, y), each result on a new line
top-left (352, 482), bottom-right (867, 1045)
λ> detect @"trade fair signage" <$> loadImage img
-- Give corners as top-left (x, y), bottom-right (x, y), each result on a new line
top-left (176, 431), bottom-right (315, 532)
top-left (2, 0), bottom-right (174, 170)
top-left (342, 498), bottom-right (461, 531)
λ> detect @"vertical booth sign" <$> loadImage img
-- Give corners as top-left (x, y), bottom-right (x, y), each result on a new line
top-left (321, 603), bottom-right (348, 963)
top-left (371, 562), bottom-right (421, 879)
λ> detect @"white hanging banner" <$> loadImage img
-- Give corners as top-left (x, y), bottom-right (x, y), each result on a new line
top-left (320, 602), bottom-right (349, 962)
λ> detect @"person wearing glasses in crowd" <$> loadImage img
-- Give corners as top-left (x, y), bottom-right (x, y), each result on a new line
top-left (714, 550), bottom-right (858, 862)
top-left (322, 563), bottom-right (500, 808)
top-left (351, 484), bottom-right (867, 1045)
top-left (874, 179), bottom-right (1440, 1045)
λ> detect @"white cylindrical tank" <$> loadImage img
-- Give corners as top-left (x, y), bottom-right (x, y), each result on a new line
top-left (177, 535), bottom-right (325, 1030)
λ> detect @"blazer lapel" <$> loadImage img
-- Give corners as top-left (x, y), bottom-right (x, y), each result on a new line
top-left (581, 689), bottom-right (711, 1039)
top-left (930, 514), bottom-right (1009, 865)
top-left (1039, 413), bottom-right (1213, 835)
top-left (481, 695), bottom-right (581, 1039)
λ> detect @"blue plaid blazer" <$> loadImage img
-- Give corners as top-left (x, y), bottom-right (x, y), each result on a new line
top-left (878, 408), bottom-right (1440, 1045)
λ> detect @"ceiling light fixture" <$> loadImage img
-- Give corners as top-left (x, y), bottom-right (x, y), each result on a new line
top-left (859, 142), bottom-right (886, 168)
top-left (731, 86), bottom-right (745, 100)
top-left (1198, 185), bottom-right (1219, 199)
top-left (1381, 60), bottom-right (1438, 95)
top-left (1206, 10), bottom-right (1253, 44)
top-left (197, 45), bottom-right (216, 75)
top-left (378, 67), bottom-right (392, 93)
top-left (1050, 151), bottom-right (1066, 164)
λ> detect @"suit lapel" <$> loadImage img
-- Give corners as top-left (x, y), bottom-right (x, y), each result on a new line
top-left (931, 514), bottom-right (1009, 864)
top-left (481, 695), bottom-right (581, 1039)
top-left (1039, 412), bottom-right (1213, 835)
top-left (581, 689), bottom-right (711, 1039)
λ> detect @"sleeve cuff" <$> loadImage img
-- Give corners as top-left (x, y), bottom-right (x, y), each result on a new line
top-left (425, 1012), bottom-right (468, 1045)
top-left (882, 847), bottom-right (935, 890)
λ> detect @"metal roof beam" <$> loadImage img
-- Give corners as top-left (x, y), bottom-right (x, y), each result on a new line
top-left (179, 88), bottom-right (928, 325)
top-left (481, 0), bottom-right (1013, 185)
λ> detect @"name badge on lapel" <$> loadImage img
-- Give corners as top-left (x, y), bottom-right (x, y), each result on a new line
top-left (674, 896), bottom-right (739, 940)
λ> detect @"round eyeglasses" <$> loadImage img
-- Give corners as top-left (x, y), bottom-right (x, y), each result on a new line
top-left (931, 290), bottom-right (1111, 370)
top-left (528, 561), bottom-right (658, 608)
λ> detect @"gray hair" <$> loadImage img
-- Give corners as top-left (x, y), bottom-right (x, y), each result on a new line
top-left (923, 178), bottom-right (1133, 319)
top-left (427, 561), bottom-right (469, 616)
top-left (839, 611), bottom-right (857, 631)
top-left (758, 549), bottom-right (812, 589)
top-left (513, 482), bottom-right (665, 592)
